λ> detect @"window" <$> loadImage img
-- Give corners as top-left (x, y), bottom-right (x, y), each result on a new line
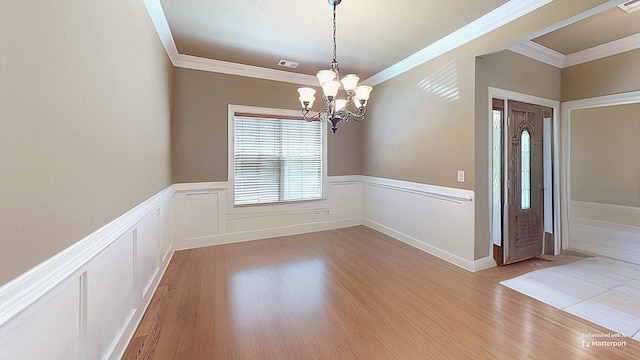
top-left (521, 129), bottom-right (531, 210)
top-left (231, 108), bottom-right (324, 206)
top-left (492, 109), bottom-right (502, 209)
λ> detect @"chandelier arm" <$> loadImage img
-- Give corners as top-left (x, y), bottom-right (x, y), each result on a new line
top-left (323, 95), bottom-right (333, 107)
top-left (319, 108), bottom-right (333, 123)
top-left (350, 109), bottom-right (367, 122)
top-left (302, 107), bottom-right (327, 122)
top-left (344, 93), bottom-right (355, 108)
top-left (341, 106), bottom-right (367, 123)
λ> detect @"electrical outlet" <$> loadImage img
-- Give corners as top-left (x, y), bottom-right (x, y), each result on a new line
top-left (457, 170), bottom-right (465, 182)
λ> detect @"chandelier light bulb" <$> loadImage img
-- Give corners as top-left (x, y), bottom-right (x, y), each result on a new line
top-left (316, 70), bottom-right (337, 85)
top-left (297, 87), bottom-right (316, 99)
top-left (353, 85), bottom-right (372, 102)
top-left (340, 74), bottom-right (359, 91)
top-left (321, 81), bottom-right (341, 98)
top-left (297, 87), bottom-right (317, 109)
top-left (335, 99), bottom-right (348, 112)
top-left (299, 96), bottom-right (316, 109)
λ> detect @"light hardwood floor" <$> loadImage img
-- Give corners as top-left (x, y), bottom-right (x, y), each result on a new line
top-left (123, 226), bottom-right (639, 359)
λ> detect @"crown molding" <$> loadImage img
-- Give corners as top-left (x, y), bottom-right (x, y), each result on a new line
top-left (145, 0), bottom-right (552, 87)
top-left (564, 32), bottom-right (640, 67)
top-left (143, 0), bottom-right (180, 61)
top-left (173, 54), bottom-right (318, 86)
top-left (145, 0), bottom-right (638, 86)
top-left (509, 31), bottom-right (640, 69)
top-left (143, 0), bottom-right (316, 86)
top-left (505, 0), bottom-right (640, 69)
top-left (360, 0), bottom-right (553, 86)
top-left (508, 41), bottom-right (566, 68)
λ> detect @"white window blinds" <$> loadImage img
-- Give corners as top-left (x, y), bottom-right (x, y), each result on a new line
top-left (233, 113), bottom-right (323, 206)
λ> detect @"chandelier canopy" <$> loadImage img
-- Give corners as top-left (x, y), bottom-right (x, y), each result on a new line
top-left (297, 0), bottom-right (372, 133)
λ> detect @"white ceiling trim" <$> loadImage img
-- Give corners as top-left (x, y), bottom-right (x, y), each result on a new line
top-left (144, 0), bottom-right (637, 86)
top-left (505, 0), bottom-right (638, 69)
top-left (143, 0), bottom-right (180, 62)
top-left (173, 54), bottom-right (318, 86)
top-left (508, 41), bottom-right (567, 68)
top-left (145, 0), bottom-right (554, 86)
top-left (509, 31), bottom-right (640, 69)
top-left (564, 32), bottom-right (640, 67)
top-left (361, 0), bottom-right (553, 86)
top-left (143, 0), bottom-right (317, 86)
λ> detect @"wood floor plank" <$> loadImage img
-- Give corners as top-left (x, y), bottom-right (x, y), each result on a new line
top-left (122, 226), bottom-right (639, 359)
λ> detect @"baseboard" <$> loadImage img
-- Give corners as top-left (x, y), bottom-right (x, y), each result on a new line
top-left (175, 217), bottom-right (362, 250)
top-left (473, 256), bottom-right (498, 272)
top-left (569, 201), bottom-right (640, 265)
top-left (362, 218), bottom-right (481, 272)
top-left (570, 217), bottom-right (640, 265)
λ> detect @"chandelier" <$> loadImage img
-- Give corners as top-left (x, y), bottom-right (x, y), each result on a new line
top-left (297, 0), bottom-right (372, 133)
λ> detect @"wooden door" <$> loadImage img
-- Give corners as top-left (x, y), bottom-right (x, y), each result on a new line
top-left (504, 101), bottom-right (544, 264)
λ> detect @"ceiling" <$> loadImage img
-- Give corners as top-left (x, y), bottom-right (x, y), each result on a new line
top-left (150, 0), bottom-right (640, 85)
top-left (532, 6), bottom-right (640, 54)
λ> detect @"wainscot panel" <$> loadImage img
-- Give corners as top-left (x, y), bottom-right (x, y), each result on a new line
top-left (359, 176), bottom-right (483, 272)
top-left (0, 186), bottom-right (174, 360)
top-left (569, 201), bottom-right (640, 265)
top-left (0, 275), bottom-right (80, 359)
top-left (172, 177), bottom-right (362, 250)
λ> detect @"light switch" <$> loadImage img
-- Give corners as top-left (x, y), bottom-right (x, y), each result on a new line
top-left (457, 170), bottom-right (465, 182)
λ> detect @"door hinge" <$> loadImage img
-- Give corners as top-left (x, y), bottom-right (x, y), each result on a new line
top-left (507, 115), bottom-right (511, 127)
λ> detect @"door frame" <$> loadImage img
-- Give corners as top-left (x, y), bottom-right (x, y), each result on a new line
top-left (560, 90), bottom-right (640, 252)
top-left (487, 87), bottom-right (561, 258)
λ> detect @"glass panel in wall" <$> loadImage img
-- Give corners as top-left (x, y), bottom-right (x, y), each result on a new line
top-left (521, 130), bottom-right (531, 210)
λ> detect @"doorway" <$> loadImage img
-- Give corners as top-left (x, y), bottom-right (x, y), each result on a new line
top-left (488, 88), bottom-right (560, 265)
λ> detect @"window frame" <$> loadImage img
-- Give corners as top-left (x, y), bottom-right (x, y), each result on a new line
top-left (227, 104), bottom-right (328, 214)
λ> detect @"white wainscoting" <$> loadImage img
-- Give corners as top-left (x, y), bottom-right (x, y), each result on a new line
top-left (0, 186), bottom-right (174, 360)
top-left (173, 176), bottom-right (490, 272)
top-left (0, 176), bottom-right (487, 360)
top-left (569, 201), bottom-right (640, 265)
top-left (172, 176), bottom-right (362, 250)
top-left (359, 176), bottom-right (491, 272)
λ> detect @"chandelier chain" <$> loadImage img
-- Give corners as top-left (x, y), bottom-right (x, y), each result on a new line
top-left (332, 2), bottom-right (337, 67)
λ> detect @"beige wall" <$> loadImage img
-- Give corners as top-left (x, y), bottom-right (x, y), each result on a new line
top-left (570, 104), bottom-right (640, 207)
top-left (0, 0), bottom-right (619, 285)
top-left (362, 49), bottom-right (476, 190)
top-left (562, 49), bottom-right (640, 101)
top-left (0, 0), bottom-right (173, 285)
top-left (363, 0), bottom-right (604, 189)
top-left (474, 50), bottom-right (561, 259)
top-left (363, 0), bottom-right (602, 261)
top-left (171, 68), bottom-right (362, 183)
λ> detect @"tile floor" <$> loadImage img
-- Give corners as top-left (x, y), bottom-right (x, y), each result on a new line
top-left (501, 257), bottom-right (640, 341)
